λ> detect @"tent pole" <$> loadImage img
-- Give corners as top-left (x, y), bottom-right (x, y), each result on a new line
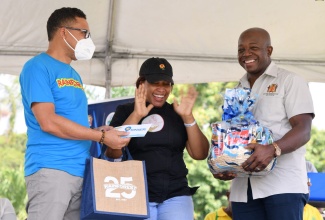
top-left (104, 0), bottom-right (115, 99)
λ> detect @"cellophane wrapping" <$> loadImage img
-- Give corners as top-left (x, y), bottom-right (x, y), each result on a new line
top-left (207, 88), bottom-right (277, 177)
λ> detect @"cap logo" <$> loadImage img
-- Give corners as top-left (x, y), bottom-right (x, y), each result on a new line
top-left (159, 64), bottom-right (165, 70)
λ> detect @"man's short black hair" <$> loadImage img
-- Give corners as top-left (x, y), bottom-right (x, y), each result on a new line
top-left (47, 7), bottom-right (86, 41)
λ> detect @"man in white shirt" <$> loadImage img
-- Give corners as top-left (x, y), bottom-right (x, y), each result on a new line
top-left (214, 27), bottom-right (314, 220)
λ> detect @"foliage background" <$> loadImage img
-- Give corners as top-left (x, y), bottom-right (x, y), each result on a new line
top-left (1, 74), bottom-right (324, 220)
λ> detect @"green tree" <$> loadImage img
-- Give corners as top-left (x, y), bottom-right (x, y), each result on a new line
top-left (0, 74), bottom-right (21, 136)
top-left (111, 86), bottom-right (135, 98)
top-left (0, 134), bottom-right (26, 170)
top-left (305, 127), bottom-right (325, 172)
top-left (0, 74), bottom-right (27, 219)
top-left (0, 166), bottom-right (27, 219)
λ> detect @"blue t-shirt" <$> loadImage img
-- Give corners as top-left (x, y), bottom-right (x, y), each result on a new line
top-left (19, 53), bottom-right (91, 177)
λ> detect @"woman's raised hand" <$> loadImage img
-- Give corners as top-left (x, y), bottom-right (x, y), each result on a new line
top-left (173, 86), bottom-right (198, 117)
top-left (134, 83), bottom-right (153, 118)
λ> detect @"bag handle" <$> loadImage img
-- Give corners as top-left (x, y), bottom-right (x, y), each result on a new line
top-left (121, 146), bottom-right (133, 161)
top-left (100, 144), bottom-right (133, 161)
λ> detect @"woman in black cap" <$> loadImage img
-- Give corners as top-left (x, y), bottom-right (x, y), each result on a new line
top-left (105, 57), bottom-right (209, 220)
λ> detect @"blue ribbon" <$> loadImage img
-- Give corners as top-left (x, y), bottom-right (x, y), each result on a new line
top-left (221, 87), bottom-right (257, 124)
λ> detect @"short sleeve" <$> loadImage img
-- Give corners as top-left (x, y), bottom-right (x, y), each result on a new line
top-left (284, 75), bottom-right (314, 119)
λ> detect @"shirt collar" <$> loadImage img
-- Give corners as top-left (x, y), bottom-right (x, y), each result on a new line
top-left (264, 61), bottom-right (277, 77)
top-left (238, 61), bottom-right (277, 88)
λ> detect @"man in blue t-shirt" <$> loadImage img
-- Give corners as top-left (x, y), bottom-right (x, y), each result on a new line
top-left (19, 7), bottom-right (130, 220)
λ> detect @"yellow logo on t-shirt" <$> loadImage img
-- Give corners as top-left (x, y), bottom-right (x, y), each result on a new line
top-left (56, 78), bottom-right (83, 89)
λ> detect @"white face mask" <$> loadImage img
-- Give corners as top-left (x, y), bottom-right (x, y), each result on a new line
top-left (64, 29), bottom-right (96, 60)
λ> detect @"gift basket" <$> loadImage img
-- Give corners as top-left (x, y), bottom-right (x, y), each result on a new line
top-left (207, 87), bottom-right (277, 177)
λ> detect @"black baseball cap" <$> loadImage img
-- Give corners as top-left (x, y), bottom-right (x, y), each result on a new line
top-left (139, 57), bottom-right (174, 84)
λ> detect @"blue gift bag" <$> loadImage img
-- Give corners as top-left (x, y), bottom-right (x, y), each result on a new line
top-left (80, 148), bottom-right (150, 220)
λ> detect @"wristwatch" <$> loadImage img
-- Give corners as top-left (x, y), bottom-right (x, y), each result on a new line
top-left (272, 142), bottom-right (281, 157)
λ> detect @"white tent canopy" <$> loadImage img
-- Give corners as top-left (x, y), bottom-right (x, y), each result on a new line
top-left (1, 0), bottom-right (325, 97)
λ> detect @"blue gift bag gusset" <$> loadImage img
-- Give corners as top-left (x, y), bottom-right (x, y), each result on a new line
top-left (207, 87), bottom-right (277, 177)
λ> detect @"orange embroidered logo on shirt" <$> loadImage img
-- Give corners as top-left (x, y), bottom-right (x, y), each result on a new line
top-left (267, 84), bottom-right (278, 93)
top-left (56, 78), bottom-right (83, 89)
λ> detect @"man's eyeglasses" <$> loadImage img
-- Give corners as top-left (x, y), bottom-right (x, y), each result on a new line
top-left (64, 27), bottom-right (91, 39)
